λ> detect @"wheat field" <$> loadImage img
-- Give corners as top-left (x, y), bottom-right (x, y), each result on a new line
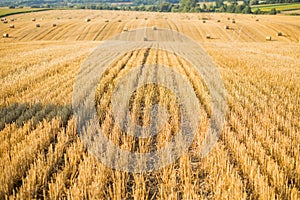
top-left (0, 10), bottom-right (300, 199)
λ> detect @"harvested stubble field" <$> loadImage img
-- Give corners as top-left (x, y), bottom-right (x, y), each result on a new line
top-left (0, 10), bottom-right (300, 199)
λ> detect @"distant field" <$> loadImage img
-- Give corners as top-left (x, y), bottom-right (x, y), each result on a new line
top-left (281, 9), bottom-right (300, 15)
top-left (0, 7), bottom-right (49, 17)
top-left (251, 3), bottom-right (300, 12)
top-left (0, 10), bottom-right (299, 200)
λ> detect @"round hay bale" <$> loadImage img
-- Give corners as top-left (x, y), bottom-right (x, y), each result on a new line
top-left (256, 19), bottom-right (259, 21)
top-left (135, 17), bottom-right (138, 19)
top-left (32, 18), bottom-right (36, 21)
top-left (227, 17), bottom-right (230, 20)
top-left (36, 23), bottom-right (40, 28)
top-left (206, 34), bottom-right (211, 39)
top-left (85, 18), bottom-right (91, 22)
top-left (232, 19), bottom-right (235, 23)
top-left (10, 24), bottom-right (14, 28)
top-left (152, 26), bottom-right (157, 30)
top-left (123, 27), bottom-right (128, 32)
top-left (277, 32), bottom-right (282, 36)
top-left (224, 25), bottom-right (229, 29)
top-left (217, 19), bottom-right (221, 22)
top-left (104, 19), bottom-right (109, 22)
top-left (3, 20), bottom-right (8, 24)
top-left (118, 19), bottom-right (122, 22)
top-left (53, 23), bottom-right (57, 27)
top-left (265, 36), bottom-right (271, 41)
top-left (144, 17), bottom-right (148, 20)
top-left (10, 18), bottom-right (15, 22)
top-left (3, 33), bottom-right (9, 38)
top-left (203, 20), bottom-right (206, 23)
top-left (1, 18), bottom-right (5, 21)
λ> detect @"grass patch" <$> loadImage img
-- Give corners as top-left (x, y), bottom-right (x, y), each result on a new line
top-left (0, 7), bottom-right (50, 18)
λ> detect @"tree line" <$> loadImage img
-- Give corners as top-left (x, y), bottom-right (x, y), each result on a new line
top-left (2, 0), bottom-right (299, 14)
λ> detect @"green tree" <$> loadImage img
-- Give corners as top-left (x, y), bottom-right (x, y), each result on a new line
top-left (171, 4), bottom-right (180, 12)
top-left (216, 0), bottom-right (224, 8)
top-left (226, 4), bottom-right (236, 13)
top-left (139, 5), bottom-right (146, 11)
top-left (220, 4), bottom-right (227, 12)
top-left (180, 0), bottom-right (198, 12)
top-left (242, 5), bottom-right (251, 13)
top-left (250, 0), bottom-right (258, 5)
top-left (147, 5), bottom-right (158, 11)
top-left (235, 4), bottom-right (244, 13)
top-left (160, 2), bottom-right (171, 12)
top-left (253, 8), bottom-right (261, 14)
top-left (269, 8), bottom-right (277, 15)
top-left (194, 6), bottom-right (201, 12)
